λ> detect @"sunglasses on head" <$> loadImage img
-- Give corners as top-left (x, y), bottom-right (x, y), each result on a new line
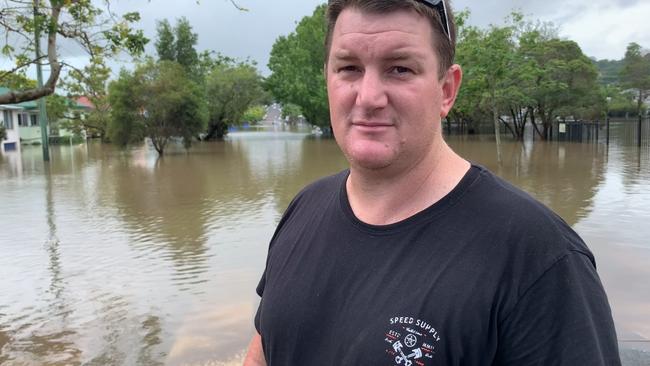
top-left (415, 0), bottom-right (451, 41)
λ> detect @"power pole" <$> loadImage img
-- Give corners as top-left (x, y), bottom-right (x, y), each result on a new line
top-left (606, 97), bottom-right (611, 146)
top-left (34, 0), bottom-right (50, 162)
top-left (638, 91), bottom-right (644, 148)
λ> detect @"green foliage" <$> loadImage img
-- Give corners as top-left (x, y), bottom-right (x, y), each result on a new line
top-left (266, 4), bottom-right (329, 127)
top-left (603, 86), bottom-right (637, 117)
top-left (60, 57), bottom-right (112, 139)
top-left (281, 103), bottom-right (303, 124)
top-left (453, 11), bottom-right (602, 140)
top-left (154, 17), bottom-right (199, 75)
top-left (108, 70), bottom-right (144, 146)
top-left (48, 135), bottom-right (85, 145)
top-left (205, 60), bottom-right (265, 139)
top-left (45, 93), bottom-right (68, 123)
top-left (0, 0), bottom-right (148, 104)
top-left (620, 43), bottom-right (650, 118)
top-left (108, 60), bottom-right (208, 155)
top-left (531, 38), bottom-right (602, 121)
top-left (174, 18), bottom-right (200, 72)
top-left (0, 72), bottom-right (37, 90)
top-left (155, 20), bottom-right (176, 62)
top-left (594, 59), bottom-right (624, 85)
top-left (242, 105), bottom-right (266, 124)
top-left (455, 17), bottom-right (519, 139)
top-left (0, 126), bottom-right (6, 141)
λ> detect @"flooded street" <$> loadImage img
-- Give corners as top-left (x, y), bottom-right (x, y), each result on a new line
top-left (1, 122), bottom-right (649, 365)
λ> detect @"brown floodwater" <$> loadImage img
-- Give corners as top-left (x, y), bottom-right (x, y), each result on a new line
top-left (0, 120), bottom-right (649, 365)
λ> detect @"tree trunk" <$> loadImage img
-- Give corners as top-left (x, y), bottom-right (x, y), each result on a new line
top-left (638, 90), bottom-right (644, 147)
top-left (501, 116), bottom-right (516, 139)
top-left (0, 2), bottom-right (63, 105)
top-left (492, 99), bottom-right (502, 163)
top-left (205, 121), bottom-right (228, 140)
top-left (151, 135), bottom-right (167, 156)
top-left (529, 108), bottom-right (543, 140)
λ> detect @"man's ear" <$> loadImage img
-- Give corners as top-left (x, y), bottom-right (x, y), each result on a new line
top-left (440, 64), bottom-right (462, 119)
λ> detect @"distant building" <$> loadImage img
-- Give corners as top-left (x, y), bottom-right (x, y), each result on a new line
top-left (0, 87), bottom-right (91, 152)
top-left (1, 104), bottom-right (22, 152)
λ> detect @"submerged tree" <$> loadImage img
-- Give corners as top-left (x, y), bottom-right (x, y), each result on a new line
top-left (155, 17), bottom-right (199, 75)
top-left (523, 37), bottom-right (601, 139)
top-left (60, 57), bottom-right (112, 139)
top-left (453, 11), bottom-right (600, 140)
top-left (204, 61), bottom-right (265, 139)
top-left (108, 60), bottom-right (208, 156)
top-left (282, 103), bottom-right (303, 125)
top-left (620, 43), bottom-right (650, 126)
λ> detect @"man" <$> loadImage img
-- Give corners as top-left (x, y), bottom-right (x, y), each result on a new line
top-left (245, 0), bottom-right (621, 364)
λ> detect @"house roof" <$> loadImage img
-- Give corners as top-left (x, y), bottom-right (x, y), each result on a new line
top-left (75, 96), bottom-right (95, 109)
top-left (0, 87), bottom-right (38, 109)
top-left (0, 86), bottom-right (92, 110)
top-left (0, 104), bottom-right (23, 110)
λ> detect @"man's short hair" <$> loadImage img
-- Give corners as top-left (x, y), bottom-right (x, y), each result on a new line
top-left (325, 0), bottom-right (457, 78)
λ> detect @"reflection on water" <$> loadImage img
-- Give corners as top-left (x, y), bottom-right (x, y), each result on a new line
top-left (0, 121), bottom-right (648, 364)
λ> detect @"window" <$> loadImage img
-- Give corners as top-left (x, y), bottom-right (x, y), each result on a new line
top-left (30, 114), bottom-right (38, 127)
top-left (17, 113), bottom-right (28, 127)
top-left (2, 110), bottom-right (14, 130)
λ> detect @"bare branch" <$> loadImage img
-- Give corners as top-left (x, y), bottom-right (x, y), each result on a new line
top-left (0, 0), bottom-right (62, 104)
top-left (0, 55), bottom-right (46, 81)
top-left (229, 0), bottom-right (248, 11)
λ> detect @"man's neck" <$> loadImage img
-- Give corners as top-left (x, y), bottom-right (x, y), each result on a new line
top-left (346, 141), bottom-right (470, 226)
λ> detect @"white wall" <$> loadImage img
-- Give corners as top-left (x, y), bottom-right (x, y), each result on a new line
top-left (1, 108), bottom-right (22, 153)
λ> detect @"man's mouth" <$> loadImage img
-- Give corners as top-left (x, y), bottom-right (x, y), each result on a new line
top-left (351, 120), bottom-right (393, 128)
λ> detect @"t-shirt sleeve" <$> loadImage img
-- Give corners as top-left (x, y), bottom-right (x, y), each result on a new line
top-left (254, 272), bottom-right (265, 333)
top-left (495, 251), bottom-right (621, 365)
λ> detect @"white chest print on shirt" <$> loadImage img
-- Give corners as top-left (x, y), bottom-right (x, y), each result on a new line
top-left (384, 316), bottom-right (441, 365)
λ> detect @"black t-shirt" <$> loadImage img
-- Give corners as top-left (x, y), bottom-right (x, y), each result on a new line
top-left (255, 165), bottom-right (620, 365)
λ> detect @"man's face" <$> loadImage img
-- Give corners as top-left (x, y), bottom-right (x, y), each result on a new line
top-left (326, 8), bottom-right (456, 173)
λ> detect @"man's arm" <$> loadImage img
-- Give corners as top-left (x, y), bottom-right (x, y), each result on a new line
top-left (495, 252), bottom-right (620, 365)
top-left (243, 332), bottom-right (266, 366)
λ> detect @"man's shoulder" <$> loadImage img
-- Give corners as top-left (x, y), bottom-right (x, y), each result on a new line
top-left (281, 169), bottom-right (348, 218)
top-left (469, 164), bottom-right (582, 242)
top-left (293, 169), bottom-right (347, 202)
top-left (465, 164), bottom-right (596, 282)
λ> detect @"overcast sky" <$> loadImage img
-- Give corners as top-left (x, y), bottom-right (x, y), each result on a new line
top-left (3, 0), bottom-right (650, 79)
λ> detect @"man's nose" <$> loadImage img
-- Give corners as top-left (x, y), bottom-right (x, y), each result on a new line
top-left (355, 70), bottom-right (388, 110)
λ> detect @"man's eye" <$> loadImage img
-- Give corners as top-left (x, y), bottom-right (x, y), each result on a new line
top-left (390, 66), bottom-right (413, 75)
top-left (338, 65), bottom-right (360, 73)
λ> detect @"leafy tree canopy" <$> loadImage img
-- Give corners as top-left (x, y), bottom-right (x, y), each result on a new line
top-left (60, 57), bottom-right (112, 139)
top-left (155, 17), bottom-right (199, 75)
top-left (0, 0), bottom-right (147, 104)
top-left (620, 42), bottom-right (650, 118)
top-left (204, 60), bottom-right (265, 139)
top-left (281, 103), bottom-right (303, 125)
top-left (266, 4), bottom-right (329, 128)
top-left (594, 59), bottom-right (624, 85)
top-left (108, 59), bottom-right (208, 155)
top-left (242, 105), bottom-right (266, 125)
top-left (453, 11), bottom-right (601, 140)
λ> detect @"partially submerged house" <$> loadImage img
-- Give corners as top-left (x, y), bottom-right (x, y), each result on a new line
top-left (0, 87), bottom-right (91, 153)
top-left (1, 104), bottom-right (22, 152)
